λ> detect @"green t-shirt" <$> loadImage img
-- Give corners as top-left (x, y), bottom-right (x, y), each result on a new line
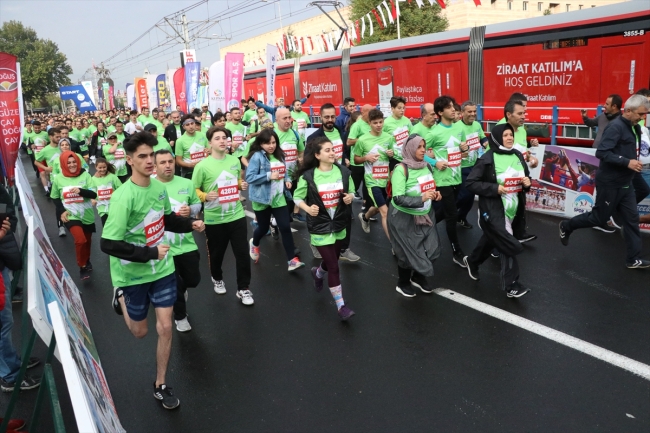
top-left (107, 125), bottom-right (117, 133)
top-left (87, 125), bottom-right (97, 135)
top-left (35, 145), bottom-right (60, 166)
top-left (192, 154), bottom-right (245, 225)
top-left (411, 122), bottom-right (435, 146)
top-left (348, 119), bottom-right (371, 166)
top-left (456, 120), bottom-right (486, 168)
top-left (242, 109), bottom-right (257, 124)
top-left (70, 128), bottom-right (89, 152)
top-left (294, 165), bottom-right (355, 246)
top-left (427, 122), bottom-right (466, 187)
top-left (50, 171), bottom-right (96, 225)
top-left (201, 120), bottom-right (212, 133)
top-left (390, 165), bottom-right (435, 216)
top-left (382, 116), bottom-right (412, 161)
top-left (103, 179), bottom-right (176, 287)
top-left (51, 153), bottom-right (88, 178)
top-left (252, 155), bottom-right (287, 211)
top-left (161, 176), bottom-right (201, 256)
top-left (353, 132), bottom-right (395, 189)
top-left (138, 115), bottom-right (155, 126)
top-left (324, 129), bottom-right (345, 165)
top-left (225, 122), bottom-right (247, 158)
top-left (30, 131), bottom-right (49, 154)
top-left (103, 143), bottom-right (128, 176)
top-left (175, 132), bottom-right (209, 175)
top-left (23, 129), bottom-right (35, 154)
top-left (291, 110), bottom-right (311, 141)
top-left (91, 173), bottom-right (122, 216)
top-left (494, 152), bottom-right (526, 221)
top-left (153, 136), bottom-right (174, 155)
top-left (149, 119), bottom-right (164, 132)
top-left (275, 127), bottom-right (304, 177)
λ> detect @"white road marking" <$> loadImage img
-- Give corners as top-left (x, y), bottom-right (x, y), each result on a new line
top-left (244, 210), bottom-right (297, 232)
top-left (433, 288), bottom-right (650, 381)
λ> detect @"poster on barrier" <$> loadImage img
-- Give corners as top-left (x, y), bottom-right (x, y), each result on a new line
top-left (14, 158), bottom-right (45, 229)
top-left (49, 302), bottom-right (125, 433)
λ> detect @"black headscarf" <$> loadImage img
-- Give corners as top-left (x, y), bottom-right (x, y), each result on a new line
top-left (489, 123), bottom-right (516, 155)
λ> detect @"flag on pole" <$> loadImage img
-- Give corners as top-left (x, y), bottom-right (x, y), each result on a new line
top-left (377, 6), bottom-right (387, 28)
top-left (391, 0), bottom-right (398, 19)
top-left (372, 9), bottom-right (384, 29)
top-left (354, 20), bottom-right (360, 42)
top-left (435, 0), bottom-right (446, 7)
top-left (383, 1), bottom-right (395, 23)
top-left (361, 16), bottom-right (366, 39)
top-left (366, 13), bottom-right (374, 35)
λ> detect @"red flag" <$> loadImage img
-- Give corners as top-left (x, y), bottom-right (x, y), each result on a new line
top-left (372, 9), bottom-right (384, 29)
top-left (172, 69), bottom-right (186, 113)
top-left (436, 0), bottom-right (446, 8)
top-left (390, 0), bottom-right (398, 18)
top-left (0, 52), bottom-right (21, 183)
top-left (321, 34), bottom-right (328, 51)
top-left (355, 20), bottom-right (361, 42)
top-left (473, 0), bottom-right (481, 5)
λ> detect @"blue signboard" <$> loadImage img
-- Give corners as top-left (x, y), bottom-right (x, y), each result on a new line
top-left (59, 85), bottom-right (97, 113)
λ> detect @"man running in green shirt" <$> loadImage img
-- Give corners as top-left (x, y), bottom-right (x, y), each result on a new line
top-left (137, 107), bottom-right (155, 126)
top-left (275, 107), bottom-right (306, 221)
top-left (347, 105), bottom-right (372, 205)
top-left (175, 116), bottom-right (208, 179)
top-left (225, 107), bottom-right (247, 159)
top-left (101, 131), bottom-right (205, 410)
top-left (382, 96), bottom-right (412, 165)
top-left (241, 97), bottom-right (258, 125)
top-left (23, 121), bottom-right (38, 173)
top-left (354, 109), bottom-right (395, 240)
top-left (35, 127), bottom-right (61, 194)
top-left (291, 99), bottom-right (311, 142)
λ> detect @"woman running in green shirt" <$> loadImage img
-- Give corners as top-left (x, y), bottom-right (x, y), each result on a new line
top-left (92, 158), bottom-right (122, 226)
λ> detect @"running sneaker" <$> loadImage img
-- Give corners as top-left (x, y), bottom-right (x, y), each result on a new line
top-left (80, 266), bottom-right (90, 280)
top-left (559, 220), bottom-right (571, 246)
top-left (338, 305), bottom-right (355, 321)
top-left (517, 232), bottom-right (538, 243)
top-left (339, 249), bottom-right (360, 262)
top-left (396, 285), bottom-right (417, 297)
top-left (292, 213), bottom-right (306, 222)
top-left (359, 212), bottom-right (371, 233)
top-left (175, 317), bottom-right (192, 332)
top-left (626, 259), bottom-right (650, 269)
top-left (410, 275), bottom-right (433, 294)
top-left (27, 357), bottom-right (40, 369)
top-left (593, 225), bottom-right (616, 234)
top-left (506, 282), bottom-right (530, 298)
top-left (112, 287), bottom-right (123, 315)
top-left (310, 244), bottom-right (322, 259)
top-left (270, 224), bottom-right (279, 240)
top-left (463, 256), bottom-right (480, 281)
top-left (452, 251), bottom-right (467, 268)
top-left (236, 289), bottom-right (254, 305)
top-left (85, 260), bottom-right (93, 272)
top-left (0, 374), bottom-right (41, 392)
top-left (311, 267), bottom-right (324, 292)
top-left (153, 383), bottom-right (180, 410)
top-left (609, 216), bottom-right (621, 229)
top-left (249, 238), bottom-right (260, 263)
top-left (288, 257), bottom-right (305, 272)
top-left (354, 193), bottom-right (362, 201)
top-left (212, 278), bottom-right (226, 295)
top-left (457, 218), bottom-right (473, 229)
top-left (58, 226), bottom-right (66, 237)
top-left (490, 249), bottom-right (500, 258)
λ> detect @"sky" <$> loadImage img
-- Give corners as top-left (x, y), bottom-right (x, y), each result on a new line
top-left (0, 0), bottom-right (326, 90)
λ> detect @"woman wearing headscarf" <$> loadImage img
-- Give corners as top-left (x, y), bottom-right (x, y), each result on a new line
top-left (463, 123), bottom-right (532, 298)
top-left (387, 134), bottom-right (443, 298)
top-left (50, 151), bottom-right (97, 280)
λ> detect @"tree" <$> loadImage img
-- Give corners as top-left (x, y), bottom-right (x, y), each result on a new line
top-left (0, 21), bottom-right (73, 103)
top-left (349, 1), bottom-right (448, 45)
top-left (284, 27), bottom-right (301, 59)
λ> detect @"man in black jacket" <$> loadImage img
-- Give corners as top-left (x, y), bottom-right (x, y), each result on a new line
top-left (560, 94), bottom-right (650, 268)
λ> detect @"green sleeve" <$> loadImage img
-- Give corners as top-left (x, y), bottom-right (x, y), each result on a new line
top-left (50, 177), bottom-right (61, 200)
top-left (162, 189), bottom-right (172, 216)
top-left (298, 136), bottom-right (305, 152)
top-left (114, 175), bottom-right (123, 189)
top-left (390, 165), bottom-right (408, 196)
top-left (191, 165), bottom-right (203, 190)
top-left (389, 136), bottom-right (396, 150)
top-left (348, 175), bottom-right (355, 194)
top-left (102, 196), bottom-right (128, 241)
top-left (353, 137), bottom-right (365, 157)
top-left (188, 185), bottom-right (201, 205)
top-left (35, 149), bottom-right (46, 162)
top-left (293, 176), bottom-right (308, 201)
top-left (348, 123), bottom-right (360, 140)
top-left (83, 172), bottom-right (95, 191)
top-left (479, 127), bottom-right (486, 140)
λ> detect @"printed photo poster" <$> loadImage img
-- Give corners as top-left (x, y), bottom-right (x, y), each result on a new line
top-left (14, 158), bottom-right (46, 229)
top-left (49, 303), bottom-right (125, 433)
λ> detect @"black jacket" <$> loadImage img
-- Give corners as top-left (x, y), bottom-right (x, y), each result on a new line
top-left (595, 115), bottom-right (641, 187)
top-left (164, 123), bottom-right (183, 147)
top-left (306, 125), bottom-right (350, 162)
top-left (0, 185), bottom-right (21, 271)
top-left (466, 148), bottom-right (530, 256)
top-left (302, 163), bottom-right (352, 235)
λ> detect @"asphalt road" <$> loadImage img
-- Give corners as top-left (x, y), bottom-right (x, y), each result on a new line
top-left (3, 157), bottom-right (649, 433)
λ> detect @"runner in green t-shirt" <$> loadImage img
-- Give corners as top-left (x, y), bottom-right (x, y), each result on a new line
top-left (23, 122), bottom-right (39, 173)
top-left (192, 126), bottom-right (254, 306)
top-left (34, 128), bottom-right (61, 194)
top-left (347, 106), bottom-right (372, 204)
top-left (102, 132), bottom-right (128, 180)
top-left (50, 139), bottom-right (88, 179)
top-left (293, 137), bottom-right (356, 321)
top-left (101, 131), bottom-right (204, 410)
top-left (241, 98), bottom-right (258, 124)
top-left (291, 100), bottom-right (311, 142)
top-left (174, 117), bottom-right (208, 178)
top-left (154, 149), bottom-right (202, 332)
top-left (137, 107), bottom-right (155, 126)
top-left (91, 157), bottom-right (122, 226)
top-left (70, 119), bottom-right (89, 159)
top-left (225, 107), bottom-right (247, 159)
top-left (275, 108), bottom-right (306, 221)
top-left (382, 96), bottom-right (412, 163)
top-left (50, 151), bottom-right (97, 279)
top-left (353, 109), bottom-right (395, 240)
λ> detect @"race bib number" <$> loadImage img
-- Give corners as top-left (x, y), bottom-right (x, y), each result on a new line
top-left (372, 162), bottom-right (389, 179)
top-left (100, 138), bottom-right (107, 145)
top-left (190, 149), bottom-right (205, 162)
top-left (447, 147), bottom-right (462, 167)
top-left (218, 178), bottom-right (239, 203)
top-left (34, 140), bottom-right (46, 153)
top-left (282, 143), bottom-right (298, 163)
top-left (466, 133), bottom-right (481, 152)
top-left (393, 127), bottom-right (409, 149)
top-left (296, 119), bottom-right (307, 130)
top-left (417, 174), bottom-right (436, 193)
top-left (504, 177), bottom-right (523, 193)
top-left (144, 210), bottom-right (165, 247)
top-left (513, 143), bottom-right (529, 158)
top-left (270, 161), bottom-right (286, 178)
top-left (97, 185), bottom-right (113, 201)
top-left (62, 186), bottom-right (84, 205)
top-left (332, 140), bottom-right (344, 162)
top-left (114, 149), bottom-right (125, 159)
top-left (318, 181), bottom-right (343, 208)
top-left (233, 133), bottom-right (243, 145)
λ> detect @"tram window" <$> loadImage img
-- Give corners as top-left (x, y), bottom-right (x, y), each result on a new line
top-left (543, 37), bottom-right (588, 49)
top-left (523, 1), bottom-right (528, 10)
top-left (566, 4), bottom-right (571, 11)
top-left (538, 2), bottom-right (543, 10)
top-left (508, 1), bottom-right (512, 10)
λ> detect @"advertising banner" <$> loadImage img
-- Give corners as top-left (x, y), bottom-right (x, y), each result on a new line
top-left (59, 84), bottom-right (98, 113)
top-left (185, 62), bottom-right (201, 111)
top-left (181, 49), bottom-right (197, 66)
top-left (146, 74), bottom-right (158, 109)
top-left (80, 81), bottom-right (96, 107)
top-left (167, 69), bottom-right (177, 109)
top-left (0, 52), bottom-right (22, 182)
top-left (156, 74), bottom-right (167, 111)
top-left (173, 68), bottom-right (186, 113)
top-left (135, 77), bottom-right (148, 111)
top-left (266, 44), bottom-right (278, 108)
top-left (208, 61), bottom-right (225, 114)
top-left (126, 83), bottom-right (135, 110)
top-left (224, 53), bottom-right (245, 109)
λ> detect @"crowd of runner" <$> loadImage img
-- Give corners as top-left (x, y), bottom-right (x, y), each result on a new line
top-left (17, 88), bottom-right (650, 410)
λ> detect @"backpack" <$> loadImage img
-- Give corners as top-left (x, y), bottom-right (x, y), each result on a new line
top-left (386, 163), bottom-right (435, 199)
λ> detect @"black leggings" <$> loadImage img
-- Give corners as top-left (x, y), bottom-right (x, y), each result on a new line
top-left (350, 165), bottom-right (369, 206)
top-left (315, 239), bottom-right (345, 287)
top-left (205, 218), bottom-right (251, 290)
top-left (173, 250), bottom-right (201, 320)
top-left (253, 205), bottom-right (295, 261)
top-left (434, 185), bottom-right (460, 246)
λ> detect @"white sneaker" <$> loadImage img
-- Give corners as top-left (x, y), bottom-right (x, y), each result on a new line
top-left (236, 289), bottom-right (254, 305)
top-left (212, 278), bottom-right (226, 295)
top-left (175, 317), bottom-right (192, 332)
top-left (58, 226), bottom-right (66, 237)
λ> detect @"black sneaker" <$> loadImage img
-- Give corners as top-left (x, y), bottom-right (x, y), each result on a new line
top-left (270, 225), bottom-right (279, 240)
top-left (153, 382), bottom-right (180, 410)
top-left (112, 288), bottom-right (124, 316)
top-left (27, 357), bottom-right (40, 369)
top-left (80, 266), bottom-right (90, 280)
top-left (626, 259), bottom-right (650, 269)
top-left (559, 221), bottom-right (571, 246)
top-left (463, 256), bottom-right (480, 281)
top-left (457, 218), bottom-right (473, 229)
top-left (506, 282), bottom-right (530, 298)
top-left (396, 284), bottom-right (416, 298)
top-left (410, 275), bottom-right (433, 294)
top-left (0, 374), bottom-right (41, 392)
top-left (452, 252), bottom-right (467, 268)
top-left (85, 260), bottom-right (93, 272)
top-left (518, 233), bottom-right (538, 243)
top-left (592, 225), bottom-right (616, 234)
top-left (490, 249), bottom-right (500, 258)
